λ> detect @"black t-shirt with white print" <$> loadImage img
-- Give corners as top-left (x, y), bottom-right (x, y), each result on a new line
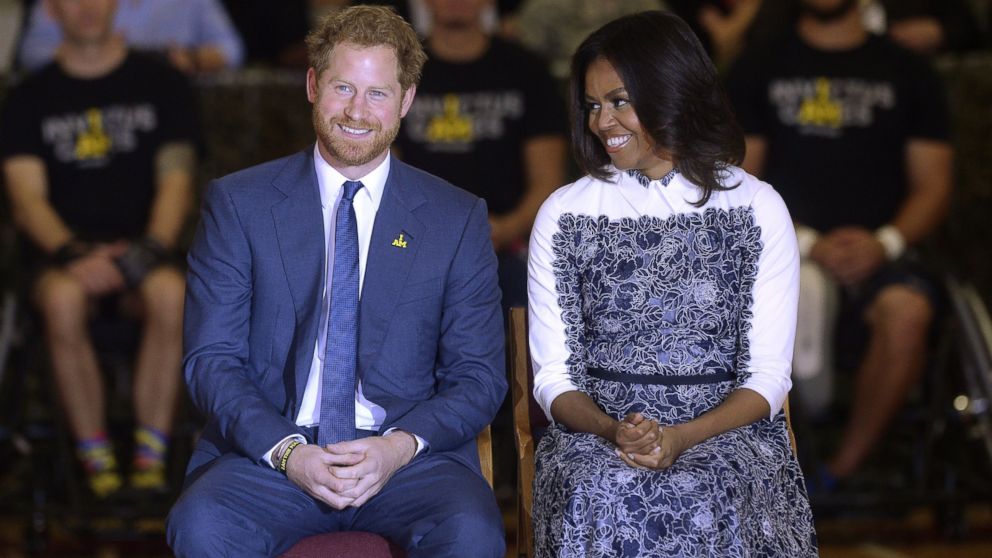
top-left (726, 33), bottom-right (949, 232)
top-left (0, 52), bottom-right (199, 241)
top-left (395, 37), bottom-right (566, 216)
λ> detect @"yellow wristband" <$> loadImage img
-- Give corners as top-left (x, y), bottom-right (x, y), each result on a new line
top-left (278, 440), bottom-right (302, 474)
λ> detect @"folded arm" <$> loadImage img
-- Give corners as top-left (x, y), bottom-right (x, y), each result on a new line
top-left (3, 155), bottom-right (126, 294)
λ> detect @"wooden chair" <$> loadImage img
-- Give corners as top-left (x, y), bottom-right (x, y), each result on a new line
top-left (508, 307), bottom-right (547, 558)
top-left (507, 307), bottom-right (798, 558)
top-left (783, 397), bottom-right (797, 456)
top-left (280, 426), bottom-right (493, 558)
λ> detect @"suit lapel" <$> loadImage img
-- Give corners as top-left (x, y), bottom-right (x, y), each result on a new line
top-left (270, 148), bottom-right (324, 405)
top-left (360, 158), bottom-right (427, 364)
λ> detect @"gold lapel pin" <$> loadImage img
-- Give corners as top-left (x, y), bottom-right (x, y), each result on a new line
top-left (391, 233), bottom-right (408, 248)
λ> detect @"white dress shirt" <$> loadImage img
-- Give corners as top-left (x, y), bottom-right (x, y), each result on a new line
top-left (296, 145), bottom-right (389, 430)
top-left (265, 147), bottom-right (424, 466)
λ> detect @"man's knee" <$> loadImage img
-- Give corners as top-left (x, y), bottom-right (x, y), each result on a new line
top-left (168, 457), bottom-right (322, 557)
top-left (431, 508), bottom-right (506, 558)
top-left (167, 490), bottom-right (257, 557)
top-left (867, 285), bottom-right (933, 337)
top-left (411, 487), bottom-right (505, 558)
top-left (140, 267), bottom-right (185, 327)
top-left (33, 271), bottom-right (88, 335)
top-left (166, 495), bottom-right (211, 556)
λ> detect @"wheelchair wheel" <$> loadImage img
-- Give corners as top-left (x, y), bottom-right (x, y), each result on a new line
top-left (945, 276), bottom-right (992, 464)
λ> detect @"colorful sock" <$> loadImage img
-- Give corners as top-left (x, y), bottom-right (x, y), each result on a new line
top-left (77, 432), bottom-right (117, 474)
top-left (77, 433), bottom-right (122, 498)
top-left (133, 425), bottom-right (168, 470)
top-left (131, 426), bottom-right (169, 491)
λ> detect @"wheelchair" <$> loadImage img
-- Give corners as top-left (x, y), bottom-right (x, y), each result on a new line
top-left (0, 219), bottom-right (195, 553)
top-left (788, 261), bottom-right (992, 536)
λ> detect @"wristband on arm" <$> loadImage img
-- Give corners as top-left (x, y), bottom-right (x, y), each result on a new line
top-left (115, 236), bottom-right (169, 287)
top-left (874, 225), bottom-right (906, 261)
top-left (277, 440), bottom-right (302, 474)
top-left (50, 240), bottom-right (91, 267)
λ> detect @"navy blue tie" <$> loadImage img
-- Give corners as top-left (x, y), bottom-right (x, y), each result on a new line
top-left (318, 180), bottom-right (363, 447)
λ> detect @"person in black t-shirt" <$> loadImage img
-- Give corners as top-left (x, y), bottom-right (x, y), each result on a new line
top-left (726, 0), bottom-right (953, 488)
top-left (0, 0), bottom-right (198, 498)
top-left (394, 0), bottom-right (566, 503)
top-left (395, 0), bottom-right (567, 311)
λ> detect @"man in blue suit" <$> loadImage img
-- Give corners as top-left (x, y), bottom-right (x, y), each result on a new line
top-left (166, 6), bottom-right (507, 557)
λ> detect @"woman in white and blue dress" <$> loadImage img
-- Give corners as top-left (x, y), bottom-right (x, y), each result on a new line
top-left (527, 11), bottom-right (818, 557)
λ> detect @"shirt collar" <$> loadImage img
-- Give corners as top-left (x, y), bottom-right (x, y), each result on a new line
top-left (625, 167), bottom-right (680, 188)
top-left (313, 144), bottom-right (389, 210)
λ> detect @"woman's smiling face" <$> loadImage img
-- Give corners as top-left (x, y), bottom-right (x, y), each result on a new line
top-left (584, 57), bottom-right (672, 179)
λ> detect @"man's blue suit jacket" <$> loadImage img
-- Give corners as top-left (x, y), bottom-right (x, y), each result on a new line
top-left (182, 147), bottom-right (507, 481)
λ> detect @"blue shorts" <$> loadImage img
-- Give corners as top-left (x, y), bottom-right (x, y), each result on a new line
top-left (834, 253), bottom-right (942, 370)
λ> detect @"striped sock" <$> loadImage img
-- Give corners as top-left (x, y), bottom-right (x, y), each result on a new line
top-left (77, 433), bottom-right (122, 497)
top-left (133, 425), bottom-right (168, 471)
top-left (77, 432), bottom-right (117, 474)
top-left (131, 426), bottom-right (169, 491)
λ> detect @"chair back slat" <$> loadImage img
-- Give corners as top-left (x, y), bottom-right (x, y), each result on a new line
top-left (478, 424), bottom-right (493, 488)
top-left (509, 307), bottom-right (536, 558)
top-left (783, 398), bottom-right (797, 456)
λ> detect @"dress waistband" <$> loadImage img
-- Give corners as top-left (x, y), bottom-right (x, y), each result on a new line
top-left (587, 367), bottom-right (735, 385)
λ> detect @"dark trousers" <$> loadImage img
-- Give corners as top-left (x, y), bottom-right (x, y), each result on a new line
top-left (166, 450), bottom-right (505, 557)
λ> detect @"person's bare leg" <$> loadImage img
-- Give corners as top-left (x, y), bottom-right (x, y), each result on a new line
top-left (36, 269), bottom-right (121, 496)
top-left (35, 270), bottom-right (105, 441)
top-left (828, 285), bottom-right (932, 478)
top-left (130, 267), bottom-right (185, 490)
top-left (133, 267), bottom-right (185, 434)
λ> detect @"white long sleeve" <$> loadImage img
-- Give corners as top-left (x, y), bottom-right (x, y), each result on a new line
top-left (526, 167), bottom-right (797, 421)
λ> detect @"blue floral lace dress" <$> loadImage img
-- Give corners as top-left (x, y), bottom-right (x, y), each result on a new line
top-left (527, 168), bottom-right (817, 557)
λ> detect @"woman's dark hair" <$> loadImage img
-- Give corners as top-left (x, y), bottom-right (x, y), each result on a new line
top-left (570, 10), bottom-right (745, 206)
